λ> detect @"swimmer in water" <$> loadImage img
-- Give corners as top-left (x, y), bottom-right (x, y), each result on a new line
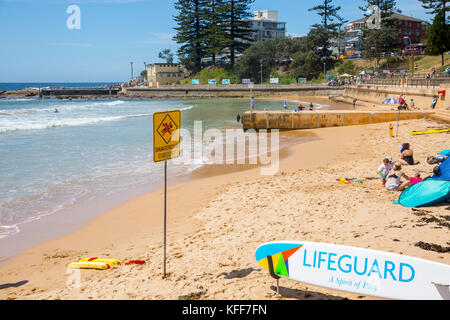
top-left (55, 108), bottom-right (59, 113)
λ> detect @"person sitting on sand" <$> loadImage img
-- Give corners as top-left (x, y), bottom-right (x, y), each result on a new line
top-left (297, 104), bottom-right (304, 111)
top-left (385, 162), bottom-right (412, 191)
top-left (399, 143), bottom-right (416, 166)
top-left (427, 155), bottom-right (448, 165)
top-left (408, 172), bottom-right (422, 185)
top-left (309, 102), bottom-right (314, 111)
top-left (377, 156), bottom-right (393, 186)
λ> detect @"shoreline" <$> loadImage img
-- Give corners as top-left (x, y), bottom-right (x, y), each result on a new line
top-left (0, 96), bottom-right (325, 262)
top-left (0, 98), bottom-right (448, 300)
top-left (0, 122), bottom-right (366, 299)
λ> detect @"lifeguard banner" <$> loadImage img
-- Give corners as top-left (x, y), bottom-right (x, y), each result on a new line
top-left (153, 110), bottom-right (181, 162)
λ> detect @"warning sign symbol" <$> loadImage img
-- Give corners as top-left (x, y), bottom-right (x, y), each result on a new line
top-left (153, 110), bottom-right (181, 163)
top-left (157, 114), bottom-right (178, 144)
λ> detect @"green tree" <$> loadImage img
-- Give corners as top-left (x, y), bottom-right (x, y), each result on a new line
top-left (158, 49), bottom-right (175, 64)
top-left (221, 0), bottom-right (254, 66)
top-left (360, 0), bottom-right (399, 67)
top-left (203, 0), bottom-right (228, 65)
top-left (140, 70), bottom-right (147, 80)
top-left (418, 0), bottom-right (449, 66)
top-left (173, 0), bottom-right (208, 72)
top-left (290, 51), bottom-right (323, 80)
top-left (309, 0), bottom-right (343, 31)
top-left (419, 0), bottom-right (449, 20)
top-left (427, 9), bottom-right (450, 65)
top-left (233, 37), bottom-right (315, 83)
top-left (308, 0), bottom-right (344, 72)
top-left (307, 26), bottom-right (334, 71)
top-left (359, 0), bottom-right (400, 19)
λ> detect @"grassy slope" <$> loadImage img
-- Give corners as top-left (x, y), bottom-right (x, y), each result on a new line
top-left (181, 55), bottom-right (449, 86)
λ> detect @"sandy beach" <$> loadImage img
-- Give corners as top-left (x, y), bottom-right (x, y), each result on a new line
top-left (0, 102), bottom-right (449, 300)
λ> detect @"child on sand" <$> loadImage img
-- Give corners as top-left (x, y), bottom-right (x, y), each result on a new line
top-left (377, 156), bottom-right (393, 186)
top-left (408, 173), bottom-right (422, 185)
top-left (385, 162), bottom-right (412, 191)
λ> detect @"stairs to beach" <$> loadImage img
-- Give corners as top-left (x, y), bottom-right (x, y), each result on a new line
top-left (429, 110), bottom-right (450, 124)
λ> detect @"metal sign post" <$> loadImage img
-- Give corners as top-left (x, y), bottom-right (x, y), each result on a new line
top-left (153, 110), bottom-right (181, 279)
top-left (163, 152), bottom-right (167, 278)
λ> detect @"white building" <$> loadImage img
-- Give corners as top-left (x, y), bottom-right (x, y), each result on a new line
top-left (200, 10), bottom-right (287, 65)
top-left (245, 10), bottom-right (287, 44)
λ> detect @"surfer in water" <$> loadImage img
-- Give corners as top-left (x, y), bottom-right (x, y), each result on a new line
top-left (54, 108), bottom-right (59, 113)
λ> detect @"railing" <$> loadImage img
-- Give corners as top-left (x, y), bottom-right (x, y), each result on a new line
top-left (362, 78), bottom-right (450, 88)
top-left (129, 83), bottom-right (338, 90)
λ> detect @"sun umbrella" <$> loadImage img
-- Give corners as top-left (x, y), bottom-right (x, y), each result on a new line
top-left (382, 98), bottom-right (398, 104)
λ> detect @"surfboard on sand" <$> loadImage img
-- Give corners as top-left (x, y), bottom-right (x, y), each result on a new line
top-left (409, 128), bottom-right (449, 135)
top-left (255, 241), bottom-right (450, 300)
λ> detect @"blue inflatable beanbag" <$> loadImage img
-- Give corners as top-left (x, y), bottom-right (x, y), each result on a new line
top-left (394, 155), bottom-right (450, 207)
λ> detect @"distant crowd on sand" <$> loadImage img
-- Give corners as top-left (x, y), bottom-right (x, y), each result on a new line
top-left (236, 97), bottom-right (319, 122)
top-left (376, 143), bottom-right (448, 192)
top-left (396, 95), bottom-right (438, 111)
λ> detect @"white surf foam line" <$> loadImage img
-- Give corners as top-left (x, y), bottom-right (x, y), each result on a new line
top-left (0, 100), bottom-right (127, 115)
top-left (0, 225), bottom-right (19, 239)
top-left (0, 112), bottom-right (155, 133)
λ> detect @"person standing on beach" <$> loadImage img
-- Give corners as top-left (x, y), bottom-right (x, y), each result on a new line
top-left (236, 114), bottom-right (241, 123)
top-left (430, 96), bottom-right (437, 109)
top-left (284, 99), bottom-right (288, 110)
top-left (250, 96), bottom-right (255, 112)
top-left (410, 98), bottom-right (415, 109)
top-left (352, 99), bottom-right (357, 109)
top-left (426, 73), bottom-right (431, 87)
top-left (309, 102), bottom-right (314, 111)
top-left (377, 156), bottom-right (393, 186)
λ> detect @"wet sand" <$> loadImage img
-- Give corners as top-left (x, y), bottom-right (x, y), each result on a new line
top-left (0, 115), bottom-right (448, 300)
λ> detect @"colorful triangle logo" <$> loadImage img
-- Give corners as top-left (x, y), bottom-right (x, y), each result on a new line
top-left (257, 245), bottom-right (303, 278)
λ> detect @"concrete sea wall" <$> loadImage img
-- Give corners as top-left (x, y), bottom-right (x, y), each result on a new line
top-left (343, 84), bottom-right (449, 110)
top-left (242, 110), bottom-right (435, 131)
top-left (123, 85), bottom-right (344, 99)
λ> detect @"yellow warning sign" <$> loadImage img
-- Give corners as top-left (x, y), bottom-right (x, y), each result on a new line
top-left (153, 110), bottom-right (181, 162)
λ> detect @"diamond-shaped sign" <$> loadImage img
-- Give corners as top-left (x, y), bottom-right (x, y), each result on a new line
top-left (157, 113), bottom-right (178, 144)
top-left (153, 110), bottom-right (181, 163)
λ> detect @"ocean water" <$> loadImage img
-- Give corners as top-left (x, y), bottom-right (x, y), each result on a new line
top-left (0, 82), bottom-right (117, 91)
top-left (0, 97), bottom-right (330, 240)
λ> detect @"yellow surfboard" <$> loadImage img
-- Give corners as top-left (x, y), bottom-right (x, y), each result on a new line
top-left (409, 129), bottom-right (449, 135)
top-left (67, 261), bottom-right (111, 270)
top-left (78, 258), bottom-right (121, 266)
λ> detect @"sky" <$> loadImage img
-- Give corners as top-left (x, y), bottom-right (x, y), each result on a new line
top-left (0, 0), bottom-right (432, 82)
